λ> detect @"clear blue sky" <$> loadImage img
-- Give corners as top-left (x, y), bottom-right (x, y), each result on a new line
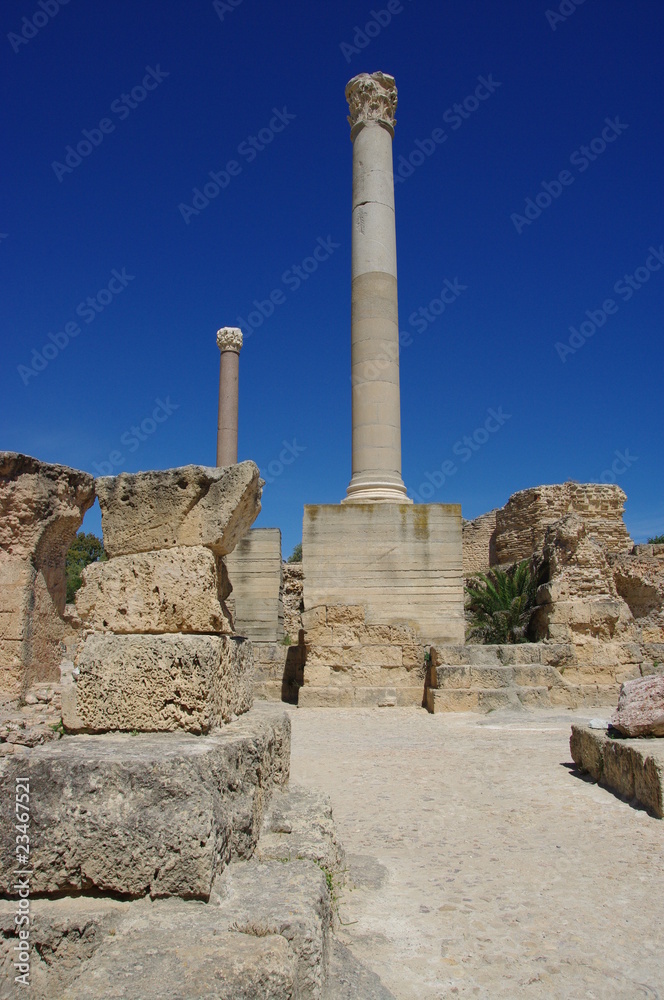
top-left (2, 0), bottom-right (662, 558)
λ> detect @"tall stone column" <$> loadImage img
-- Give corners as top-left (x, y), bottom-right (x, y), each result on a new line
top-left (216, 327), bottom-right (243, 467)
top-left (343, 72), bottom-right (410, 504)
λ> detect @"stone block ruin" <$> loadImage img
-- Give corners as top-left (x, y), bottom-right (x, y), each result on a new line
top-left (0, 453), bottom-right (347, 998)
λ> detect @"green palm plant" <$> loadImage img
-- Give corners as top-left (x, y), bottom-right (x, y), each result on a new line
top-left (465, 560), bottom-right (542, 645)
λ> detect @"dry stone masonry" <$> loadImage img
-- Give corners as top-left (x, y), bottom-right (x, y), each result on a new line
top-left (0, 454), bottom-right (351, 998)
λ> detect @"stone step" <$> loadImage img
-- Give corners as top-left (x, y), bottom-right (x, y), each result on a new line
top-left (426, 683), bottom-right (618, 714)
top-left (298, 685), bottom-right (424, 709)
top-left (0, 705), bottom-right (290, 900)
top-left (256, 784), bottom-right (346, 875)
top-left (432, 642), bottom-right (577, 667)
top-left (0, 855), bottom-right (333, 999)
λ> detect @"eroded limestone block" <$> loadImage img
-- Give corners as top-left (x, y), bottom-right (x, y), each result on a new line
top-left (0, 453), bottom-right (95, 694)
top-left (494, 482), bottom-right (632, 565)
top-left (73, 546), bottom-right (232, 634)
top-left (532, 514), bottom-right (635, 643)
top-left (611, 673), bottom-right (664, 737)
top-left (96, 461), bottom-right (261, 558)
top-left (0, 706), bottom-right (291, 899)
top-left (64, 633), bottom-right (253, 734)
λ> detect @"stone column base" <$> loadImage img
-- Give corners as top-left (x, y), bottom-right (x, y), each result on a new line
top-left (303, 503), bottom-right (464, 644)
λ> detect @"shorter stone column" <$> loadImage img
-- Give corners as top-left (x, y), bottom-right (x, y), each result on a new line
top-left (216, 327), bottom-right (243, 467)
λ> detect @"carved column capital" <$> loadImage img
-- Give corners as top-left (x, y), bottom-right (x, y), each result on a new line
top-left (216, 327), bottom-right (243, 353)
top-left (345, 71), bottom-right (397, 140)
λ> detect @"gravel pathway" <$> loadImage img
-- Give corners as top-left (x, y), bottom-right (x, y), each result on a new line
top-left (289, 706), bottom-right (663, 999)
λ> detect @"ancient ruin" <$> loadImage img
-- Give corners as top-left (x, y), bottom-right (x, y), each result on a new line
top-left (1, 68), bottom-right (663, 999)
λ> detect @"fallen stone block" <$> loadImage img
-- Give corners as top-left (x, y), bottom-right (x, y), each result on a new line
top-left (0, 706), bottom-right (291, 899)
top-left (73, 545), bottom-right (232, 634)
top-left (96, 461), bottom-right (262, 558)
top-left (570, 724), bottom-right (664, 818)
top-left (611, 673), bottom-right (664, 737)
top-left (64, 633), bottom-right (253, 734)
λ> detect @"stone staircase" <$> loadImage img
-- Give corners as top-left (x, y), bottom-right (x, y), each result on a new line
top-left (425, 642), bottom-right (622, 713)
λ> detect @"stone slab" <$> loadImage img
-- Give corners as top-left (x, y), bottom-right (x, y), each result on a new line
top-left (96, 461), bottom-right (261, 558)
top-left (64, 633), bottom-right (253, 734)
top-left (73, 545), bottom-right (232, 634)
top-left (302, 504), bottom-right (464, 644)
top-left (0, 706), bottom-right (291, 899)
top-left (570, 724), bottom-right (664, 818)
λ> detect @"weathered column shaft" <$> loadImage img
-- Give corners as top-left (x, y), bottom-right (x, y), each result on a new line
top-left (344, 72), bottom-right (410, 504)
top-left (216, 327), bottom-right (243, 467)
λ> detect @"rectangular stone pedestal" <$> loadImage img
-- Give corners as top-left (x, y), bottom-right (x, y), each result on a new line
top-left (302, 504), bottom-right (464, 643)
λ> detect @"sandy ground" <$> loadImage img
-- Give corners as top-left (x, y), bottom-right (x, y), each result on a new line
top-left (289, 706), bottom-right (663, 1000)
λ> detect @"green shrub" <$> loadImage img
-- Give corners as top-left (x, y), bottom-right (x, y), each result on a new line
top-left (287, 542), bottom-right (302, 563)
top-left (465, 560), bottom-right (543, 645)
top-left (648, 534), bottom-right (664, 545)
top-left (65, 532), bottom-right (106, 603)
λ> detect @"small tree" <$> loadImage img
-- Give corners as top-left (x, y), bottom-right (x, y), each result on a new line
top-left (287, 542), bottom-right (302, 563)
top-left (465, 560), bottom-right (542, 645)
top-left (648, 534), bottom-right (664, 544)
top-left (65, 533), bottom-right (106, 603)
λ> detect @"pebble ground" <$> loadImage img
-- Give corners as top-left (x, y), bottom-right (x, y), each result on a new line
top-left (289, 706), bottom-right (663, 999)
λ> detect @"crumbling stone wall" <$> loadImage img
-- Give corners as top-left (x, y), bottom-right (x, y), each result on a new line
top-left (0, 453), bottom-right (95, 698)
top-left (610, 544), bottom-right (664, 644)
top-left (462, 509), bottom-right (497, 575)
top-left (282, 562), bottom-right (304, 640)
top-left (531, 513), bottom-right (635, 645)
top-left (493, 483), bottom-right (632, 566)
